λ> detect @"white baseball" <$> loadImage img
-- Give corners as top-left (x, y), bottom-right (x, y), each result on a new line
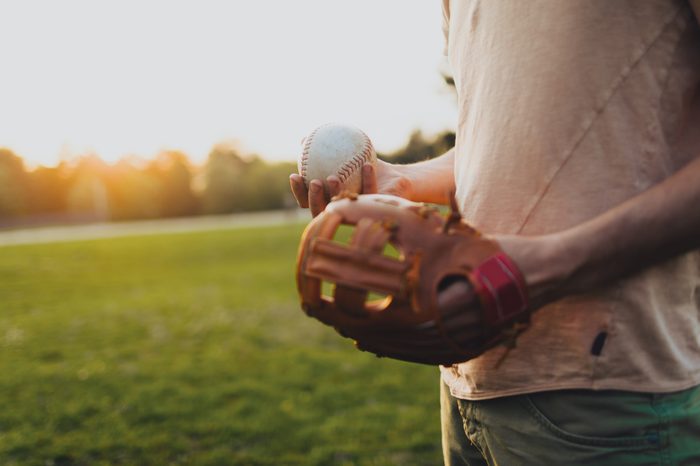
top-left (298, 123), bottom-right (377, 194)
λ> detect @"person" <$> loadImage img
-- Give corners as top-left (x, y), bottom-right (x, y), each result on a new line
top-left (290, 1), bottom-right (700, 464)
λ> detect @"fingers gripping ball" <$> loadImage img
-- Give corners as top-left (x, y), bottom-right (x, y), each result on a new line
top-left (295, 194), bottom-right (530, 365)
top-left (298, 124), bottom-right (377, 194)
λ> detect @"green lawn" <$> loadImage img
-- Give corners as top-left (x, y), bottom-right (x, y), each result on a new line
top-left (0, 223), bottom-right (442, 465)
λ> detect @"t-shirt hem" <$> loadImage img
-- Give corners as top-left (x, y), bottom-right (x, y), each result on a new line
top-left (440, 372), bottom-right (700, 401)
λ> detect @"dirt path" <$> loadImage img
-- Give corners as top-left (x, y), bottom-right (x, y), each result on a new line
top-left (0, 209), bottom-right (308, 247)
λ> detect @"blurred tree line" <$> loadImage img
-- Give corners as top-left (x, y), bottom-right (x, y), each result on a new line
top-left (0, 129), bottom-right (454, 227)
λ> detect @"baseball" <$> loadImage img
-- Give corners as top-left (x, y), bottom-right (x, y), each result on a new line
top-left (298, 123), bottom-right (377, 194)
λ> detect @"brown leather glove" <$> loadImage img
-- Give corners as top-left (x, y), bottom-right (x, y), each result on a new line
top-left (296, 193), bottom-right (530, 365)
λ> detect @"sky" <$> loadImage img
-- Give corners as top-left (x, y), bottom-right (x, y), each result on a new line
top-left (0, 0), bottom-right (456, 167)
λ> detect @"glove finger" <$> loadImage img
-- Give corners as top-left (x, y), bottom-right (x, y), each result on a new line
top-left (308, 302), bottom-right (371, 329)
top-left (335, 310), bottom-right (485, 351)
top-left (349, 324), bottom-right (483, 354)
top-left (374, 326), bottom-right (483, 343)
top-left (355, 339), bottom-right (481, 365)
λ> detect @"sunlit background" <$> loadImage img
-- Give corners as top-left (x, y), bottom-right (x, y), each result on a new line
top-left (0, 0), bottom-right (454, 167)
top-left (0, 2), bottom-right (455, 463)
top-left (0, 0), bottom-right (457, 227)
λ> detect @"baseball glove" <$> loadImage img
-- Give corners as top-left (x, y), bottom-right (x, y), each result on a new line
top-left (295, 193), bottom-right (530, 365)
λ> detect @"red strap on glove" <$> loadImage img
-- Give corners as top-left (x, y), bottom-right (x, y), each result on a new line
top-left (471, 253), bottom-right (529, 327)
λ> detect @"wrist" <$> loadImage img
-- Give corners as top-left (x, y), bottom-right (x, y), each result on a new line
top-left (376, 159), bottom-right (415, 200)
top-left (494, 233), bottom-right (578, 307)
top-left (399, 163), bottom-right (451, 204)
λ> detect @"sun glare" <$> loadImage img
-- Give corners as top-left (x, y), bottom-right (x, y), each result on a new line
top-left (0, 0), bottom-right (455, 168)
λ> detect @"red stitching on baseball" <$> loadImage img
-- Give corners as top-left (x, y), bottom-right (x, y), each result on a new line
top-left (335, 130), bottom-right (374, 184)
top-left (301, 124), bottom-right (326, 180)
top-left (302, 125), bottom-right (374, 185)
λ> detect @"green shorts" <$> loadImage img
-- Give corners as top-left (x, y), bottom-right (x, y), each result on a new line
top-left (441, 381), bottom-right (700, 465)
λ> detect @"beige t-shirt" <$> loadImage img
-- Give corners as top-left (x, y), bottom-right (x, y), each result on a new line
top-left (440, 0), bottom-right (700, 400)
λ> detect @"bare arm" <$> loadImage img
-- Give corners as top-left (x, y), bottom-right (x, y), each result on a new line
top-left (290, 148), bottom-right (456, 216)
top-left (372, 148), bottom-right (456, 205)
top-left (527, 0), bottom-right (700, 295)
top-left (498, 154), bottom-right (700, 306)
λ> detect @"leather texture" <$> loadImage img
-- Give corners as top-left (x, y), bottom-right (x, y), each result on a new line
top-left (296, 193), bottom-right (530, 365)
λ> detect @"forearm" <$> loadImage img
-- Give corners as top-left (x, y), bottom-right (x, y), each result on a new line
top-left (501, 155), bottom-right (700, 304)
top-left (395, 148), bottom-right (455, 205)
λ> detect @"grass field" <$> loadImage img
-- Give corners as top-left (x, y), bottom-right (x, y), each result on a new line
top-left (0, 222), bottom-right (442, 465)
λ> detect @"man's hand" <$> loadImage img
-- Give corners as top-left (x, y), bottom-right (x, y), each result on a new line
top-left (434, 151), bottom-right (700, 326)
top-left (289, 160), bottom-right (415, 217)
top-left (490, 154), bottom-right (700, 308)
top-left (290, 149), bottom-right (457, 216)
